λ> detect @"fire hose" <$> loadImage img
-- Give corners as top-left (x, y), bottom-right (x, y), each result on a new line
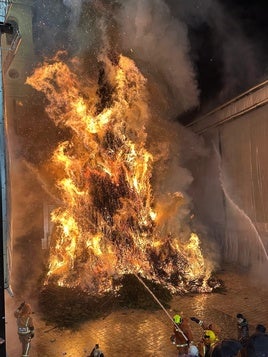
top-left (133, 273), bottom-right (189, 342)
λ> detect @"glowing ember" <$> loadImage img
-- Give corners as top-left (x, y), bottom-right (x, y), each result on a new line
top-left (26, 52), bottom-right (213, 294)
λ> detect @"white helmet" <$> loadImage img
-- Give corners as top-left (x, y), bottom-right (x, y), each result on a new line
top-left (188, 345), bottom-right (199, 356)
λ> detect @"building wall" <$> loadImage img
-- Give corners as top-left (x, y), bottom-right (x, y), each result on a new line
top-left (3, 0), bottom-right (35, 134)
top-left (1, 0), bottom-right (36, 290)
top-left (188, 86), bottom-right (268, 267)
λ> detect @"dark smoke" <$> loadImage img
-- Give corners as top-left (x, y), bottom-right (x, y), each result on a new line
top-left (165, 0), bottom-right (262, 112)
top-left (32, 0), bottom-right (265, 114)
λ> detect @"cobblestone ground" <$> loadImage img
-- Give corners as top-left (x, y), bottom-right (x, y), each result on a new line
top-left (5, 266), bottom-right (268, 357)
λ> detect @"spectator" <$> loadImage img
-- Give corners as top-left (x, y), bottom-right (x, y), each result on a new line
top-left (236, 313), bottom-right (249, 357)
top-left (89, 343), bottom-right (105, 357)
top-left (246, 324), bottom-right (268, 357)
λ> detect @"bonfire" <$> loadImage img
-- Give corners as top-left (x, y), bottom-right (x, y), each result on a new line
top-left (26, 52), bottom-right (219, 325)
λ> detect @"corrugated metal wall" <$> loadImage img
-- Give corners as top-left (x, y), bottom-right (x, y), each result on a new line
top-left (219, 104), bottom-right (268, 265)
top-left (189, 99), bottom-right (268, 267)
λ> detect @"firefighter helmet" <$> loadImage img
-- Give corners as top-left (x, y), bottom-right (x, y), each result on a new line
top-left (173, 314), bottom-right (182, 324)
top-left (203, 329), bottom-right (216, 343)
top-left (21, 303), bottom-right (32, 316)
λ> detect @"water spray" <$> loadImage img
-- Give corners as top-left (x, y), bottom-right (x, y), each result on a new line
top-left (213, 143), bottom-right (268, 262)
top-left (133, 273), bottom-right (188, 341)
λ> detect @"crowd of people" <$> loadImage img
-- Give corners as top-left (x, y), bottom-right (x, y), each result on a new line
top-left (170, 312), bottom-right (268, 357)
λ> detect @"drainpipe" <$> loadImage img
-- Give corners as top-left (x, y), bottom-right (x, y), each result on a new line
top-left (0, 1), bottom-right (13, 355)
top-left (0, 31), bottom-right (7, 357)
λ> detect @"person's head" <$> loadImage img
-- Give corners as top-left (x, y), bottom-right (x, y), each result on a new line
top-left (173, 314), bottom-right (182, 325)
top-left (236, 313), bottom-right (244, 324)
top-left (95, 344), bottom-right (99, 349)
top-left (203, 330), bottom-right (216, 345)
top-left (20, 303), bottom-right (32, 316)
top-left (255, 324), bottom-right (266, 334)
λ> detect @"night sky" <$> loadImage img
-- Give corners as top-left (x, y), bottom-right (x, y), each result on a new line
top-left (186, 0), bottom-right (268, 119)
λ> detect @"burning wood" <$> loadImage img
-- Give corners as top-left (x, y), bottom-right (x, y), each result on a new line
top-left (26, 51), bottom-right (218, 300)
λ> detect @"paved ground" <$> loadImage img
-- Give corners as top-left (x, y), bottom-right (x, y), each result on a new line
top-left (5, 266), bottom-right (268, 356)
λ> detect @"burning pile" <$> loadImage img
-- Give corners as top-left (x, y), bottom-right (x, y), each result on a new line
top-left (26, 51), bottom-right (216, 298)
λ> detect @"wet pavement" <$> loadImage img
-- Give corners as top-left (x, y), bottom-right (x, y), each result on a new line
top-left (5, 266), bottom-right (268, 356)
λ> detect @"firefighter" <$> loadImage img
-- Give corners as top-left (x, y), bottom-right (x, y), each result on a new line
top-left (190, 316), bottom-right (221, 338)
top-left (236, 313), bottom-right (249, 356)
top-left (198, 329), bottom-right (219, 357)
top-left (170, 314), bottom-right (194, 356)
top-left (14, 302), bottom-right (34, 357)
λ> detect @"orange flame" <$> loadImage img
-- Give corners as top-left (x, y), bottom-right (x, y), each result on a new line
top-left (26, 52), bottom-right (212, 294)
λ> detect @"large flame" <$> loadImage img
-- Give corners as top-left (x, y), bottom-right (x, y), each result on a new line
top-left (26, 52), bottom-right (212, 294)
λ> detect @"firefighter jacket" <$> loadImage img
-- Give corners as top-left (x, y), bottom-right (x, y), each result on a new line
top-left (173, 318), bottom-right (194, 354)
top-left (197, 320), bottom-right (221, 339)
top-left (14, 309), bottom-right (34, 336)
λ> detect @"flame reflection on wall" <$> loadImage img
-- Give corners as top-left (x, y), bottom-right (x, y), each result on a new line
top-left (26, 52), bottom-right (212, 294)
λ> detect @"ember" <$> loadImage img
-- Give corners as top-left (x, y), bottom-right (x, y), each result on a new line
top-left (26, 51), bottom-right (215, 298)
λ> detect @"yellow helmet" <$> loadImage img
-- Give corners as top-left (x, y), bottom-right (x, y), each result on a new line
top-left (173, 314), bottom-right (182, 324)
top-left (203, 330), bottom-right (216, 343)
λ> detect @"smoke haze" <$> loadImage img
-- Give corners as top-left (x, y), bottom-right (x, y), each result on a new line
top-left (115, 0), bottom-right (199, 116)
